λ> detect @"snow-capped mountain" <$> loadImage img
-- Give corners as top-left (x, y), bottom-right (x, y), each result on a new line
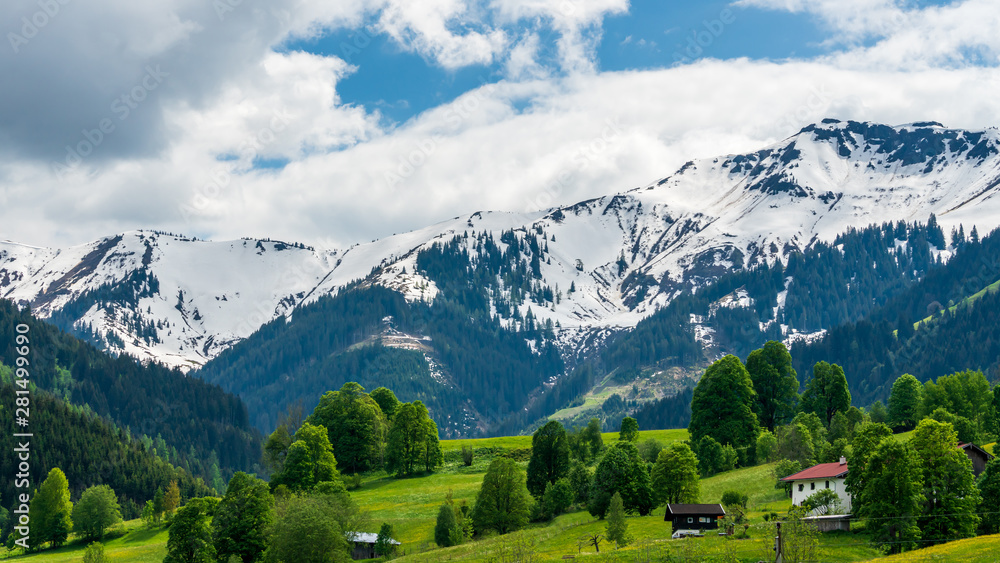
top-left (3, 119), bottom-right (1000, 369)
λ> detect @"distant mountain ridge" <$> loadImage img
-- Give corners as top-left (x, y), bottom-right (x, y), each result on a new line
top-left (2, 119), bottom-right (1000, 373)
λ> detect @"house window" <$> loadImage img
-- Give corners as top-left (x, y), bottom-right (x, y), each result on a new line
top-left (687, 517), bottom-right (693, 523)
top-left (700, 517), bottom-right (711, 523)
top-left (810, 482), bottom-right (815, 491)
top-left (798, 484), bottom-right (804, 492)
top-left (826, 481), bottom-right (830, 489)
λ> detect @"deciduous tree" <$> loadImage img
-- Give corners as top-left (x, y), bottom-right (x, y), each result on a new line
top-left (855, 440), bottom-right (923, 554)
top-left (28, 467), bottom-right (73, 548)
top-left (888, 373), bottom-right (923, 430)
top-left (526, 420), bottom-right (571, 497)
top-left (472, 458), bottom-right (531, 535)
top-left (589, 441), bottom-right (653, 518)
top-left (71, 485), bottom-right (122, 541)
top-left (745, 341), bottom-right (799, 431)
top-left (164, 498), bottom-right (216, 563)
top-left (306, 382), bottom-right (388, 473)
top-left (977, 457), bottom-right (1000, 535)
top-left (605, 493), bottom-right (631, 548)
top-left (688, 355), bottom-right (759, 464)
top-left (618, 417), bottom-right (639, 442)
top-left (910, 419), bottom-right (980, 543)
top-left (212, 472), bottom-right (274, 563)
top-left (650, 443), bottom-right (700, 506)
top-left (800, 361), bottom-right (851, 426)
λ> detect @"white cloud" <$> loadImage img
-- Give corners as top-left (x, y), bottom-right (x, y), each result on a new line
top-left (2, 0), bottom-right (1000, 252)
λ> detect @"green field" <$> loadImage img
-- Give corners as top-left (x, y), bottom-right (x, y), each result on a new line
top-left (5, 427), bottom-right (996, 562)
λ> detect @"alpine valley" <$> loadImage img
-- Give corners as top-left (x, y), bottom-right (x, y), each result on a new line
top-left (5, 119), bottom-right (1000, 438)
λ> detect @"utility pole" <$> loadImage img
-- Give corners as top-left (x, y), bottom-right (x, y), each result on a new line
top-left (774, 521), bottom-right (784, 563)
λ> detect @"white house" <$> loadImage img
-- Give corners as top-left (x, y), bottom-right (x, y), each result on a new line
top-left (781, 456), bottom-right (851, 514)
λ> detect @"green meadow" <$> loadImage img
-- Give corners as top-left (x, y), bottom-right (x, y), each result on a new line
top-left (3, 427), bottom-right (996, 562)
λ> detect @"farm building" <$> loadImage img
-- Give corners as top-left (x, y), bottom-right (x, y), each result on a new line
top-left (959, 442), bottom-right (994, 477)
top-left (346, 532), bottom-right (400, 560)
top-left (665, 504), bottom-right (726, 531)
top-left (781, 457), bottom-right (851, 513)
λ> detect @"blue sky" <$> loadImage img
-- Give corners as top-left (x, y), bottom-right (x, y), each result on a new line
top-left (286, 0), bottom-right (962, 125)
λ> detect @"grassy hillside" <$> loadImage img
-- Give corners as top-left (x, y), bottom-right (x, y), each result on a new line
top-left (18, 427), bottom-right (1000, 562)
top-left (861, 533), bottom-right (1000, 562)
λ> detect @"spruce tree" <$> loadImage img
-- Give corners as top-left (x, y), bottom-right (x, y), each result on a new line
top-left (605, 493), bottom-right (631, 548)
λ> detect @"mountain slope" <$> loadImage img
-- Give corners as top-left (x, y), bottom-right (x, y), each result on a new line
top-left (4, 120), bottom-right (1000, 372)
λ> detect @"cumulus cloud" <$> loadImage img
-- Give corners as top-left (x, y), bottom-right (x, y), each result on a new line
top-left (2, 0), bottom-right (1000, 250)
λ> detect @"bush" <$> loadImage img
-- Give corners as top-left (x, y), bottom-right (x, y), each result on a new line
top-left (83, 542), bottom-right (107, 563)
top-left (461, 446), bottom-right (474, 466)
top-left (720, 490), bottom-right (749, 509)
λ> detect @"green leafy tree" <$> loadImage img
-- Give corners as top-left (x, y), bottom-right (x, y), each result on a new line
top-left (306, 382), bottom-right (388, 473)
top-left (416, 401), bottom-right (444, 473)
top-left (637, 438), bottom-right (664, 463)
top-left (978, 457), bottom-right (1000, 535)
top-left (152, 487), bottom-right (166, 524)
top-left (720, 490), bottom-right (749, 509)
top-left (756, 430), bottom-right (778, 463)
top-left (164, 498), bottom-right (217, 563)
top-left (776, 422), bottom-right (816, 468)
top-left (374, 523), bottom-right (398, 558)
top-left (888, 373), bottom-right (923, 430)
top-left (581, 418), bottom-right (604, 459)
top-left (270, 423), bottom-right (340, 492)
top-left (650, 443), bottom-right (700, 507)
top-left (370, 387), bottom-right (401, 420)
top-left (212, 472), bottom-right (274, 563)
top-left (264, 495), bottom-right (352, 563)
top-left (688, 355), bottom-right (759, 463)
top-left (844, 422), bottom-right (892, 499)
top-left (693, 435), bottom-right (724, 477)
top-left (618, 417), bottom-right (639, 442)
top-left (568, 463), bottom-right (592, 505)
top-left (83, 541), bottom-right (107, 563)
top-left (526, 420), bottom-right (571, 497)
top-left (141, 500), bottom-right (155, 529)
top-left (435, 502), bottom-right (461, 547)
top-left (800, 361), bottom-right (851, 426)
top-left (855, 440), bottom-right (923, 554)
top-left (801, 488), bottom-right (842, 515)
top-left (164, 480), bottom-right (181, 518)
top-left (472, 458), bottom-right (531, 534)
top-left (604, 492), bottom-right (631, 548)
top-left (28, 467), bottom-right (73, 548)
top-left (71, 485), bottom-right (122, 541)
top-left (589, 441), bottom-right (653, 518)
top-left (868, 400), bottom-right (889, 425)
top-left (910, 419), bottom-right (980, 543)
top-left (828, 411), bottom-right (853, 443)
top-left (385, 401), bottom-right (441, 476)
top-left (927, 407), bottom-right (979, 445)
top-left (263, 425), bottom-right (292, 473)
top-left (542, 479), bottom-right (574, 518)
top-left (923, 370), bottom-right (993, 438)
top-left (773, 459), bottom-right (801, 497)
top-left (745, 341), bottom-right (799, 431)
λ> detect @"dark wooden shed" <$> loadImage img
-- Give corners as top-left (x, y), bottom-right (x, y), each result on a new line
top-left (664, 504), bottom-right (726, 531)
top-left (959, 443), bottom-right (995, 478)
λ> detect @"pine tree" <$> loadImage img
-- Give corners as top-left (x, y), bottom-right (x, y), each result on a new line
top-left (605, 493), bottom-right (631, 548)
top-left (434, 503), bottom-right (461, 547)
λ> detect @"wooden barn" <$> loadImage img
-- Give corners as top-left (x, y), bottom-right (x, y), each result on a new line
top-left (346, 532), bottom-right (400, 560)
top-left (665, 504), bottom-right (726, 531)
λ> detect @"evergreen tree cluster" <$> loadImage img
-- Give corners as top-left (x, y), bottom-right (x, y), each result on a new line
top-left (0, 300), bottom-right (261, 489)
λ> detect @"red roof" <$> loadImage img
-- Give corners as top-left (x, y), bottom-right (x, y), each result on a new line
top-left (781, 461), bottom-right (849, 481)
